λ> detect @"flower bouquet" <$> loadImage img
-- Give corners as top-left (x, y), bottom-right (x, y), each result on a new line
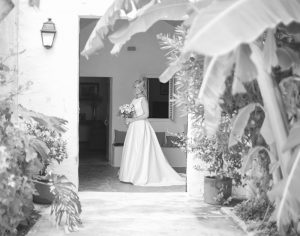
top-left (118, 103), bottom-right (135, 119)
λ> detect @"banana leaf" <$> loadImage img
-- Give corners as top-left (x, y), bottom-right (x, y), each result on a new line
top-left (108, 0), bottom-right (191, 54)
top-left (282, 121), bottom-right (300, 152)
top-left (183, 0), bottom-right (300, 57)
top-left (198, 52), bottom-right (234, 136)
top-left (81, 0), bottom-right (154, 58)
top-left (268, 148), bottom-right (300, 235)
top-left (0, 0), bottom-right (14, 22)
top-left (228, 103), bottom-right (262, 148)
top-left (241, 146), bottom-right (276, 174)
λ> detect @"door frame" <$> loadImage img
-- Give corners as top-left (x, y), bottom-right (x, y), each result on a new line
top-left (78, 16), bottom-right (113, 163)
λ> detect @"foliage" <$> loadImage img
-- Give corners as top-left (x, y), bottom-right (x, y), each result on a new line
top-left (50, 174), bottom-right (82, 233)
top-left (0, 0), bottom-right (14, 22)
top-left (26, 121), bottom-right (67, 176)
top-left (167, 131), bottom-right (188, 153)
top-left (16, 209), bottom-right (41, 236)
top-left (183, 0), bottom-right (300, 57)
top-left (234, 198), bottom-right (278, 235)
top-left (193, 114), bottom-right (242, 185)
top-left (0, 57), bottom-right (43, 235)
top-left (0, 52), bottom-right (80, 235)
top-left (157, 25), bottom-right (204, 119)
top-left (81, 0), bottom-right (158, 58)
top-left (0, 145), bottom-right (39, 236)
top-left (158, 24), bottom-right (242, 188)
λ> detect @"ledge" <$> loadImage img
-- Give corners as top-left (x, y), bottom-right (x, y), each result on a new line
top-left (220, 207), bottom-right (249, 234)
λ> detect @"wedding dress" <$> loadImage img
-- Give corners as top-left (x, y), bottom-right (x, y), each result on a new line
top-left (119, 96), bottom-right (186, 186)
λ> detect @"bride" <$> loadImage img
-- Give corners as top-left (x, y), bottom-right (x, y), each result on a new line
top-left (119, 78), bottom-right (185, 186)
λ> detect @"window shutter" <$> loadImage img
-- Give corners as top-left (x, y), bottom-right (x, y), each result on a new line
top-left (168, 78), bottom-right (175, 121)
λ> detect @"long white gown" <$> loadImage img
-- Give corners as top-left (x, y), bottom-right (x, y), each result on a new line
top-left (119, 96), bottom-right (186, 186)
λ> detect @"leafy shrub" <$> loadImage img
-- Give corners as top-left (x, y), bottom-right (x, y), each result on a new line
top-left (234, 198), bottom-right (270, 222)
top-left (157, 25), bottom-right (204, 119)
top-left (0, 87), bottom-right (42, 235)
top-left (26, 122), bottom-right (68, 176)
top-left (234, 198), bottom-right (280, 236)
top-left (158, 26), bottom-right (242, 187)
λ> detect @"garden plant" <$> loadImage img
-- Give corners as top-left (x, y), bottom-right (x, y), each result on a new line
top-left (0, 5), bottom-right (82, 233)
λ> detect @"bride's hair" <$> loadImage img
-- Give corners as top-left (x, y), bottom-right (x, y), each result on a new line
top-left (134, 78), bottom-right (147, 96)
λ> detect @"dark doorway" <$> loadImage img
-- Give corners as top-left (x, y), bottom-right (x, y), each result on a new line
top-left (79, 77), bottom-right (110, 162)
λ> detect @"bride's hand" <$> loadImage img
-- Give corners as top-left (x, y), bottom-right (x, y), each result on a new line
top-left (126, 118), bottom-right (134, 124)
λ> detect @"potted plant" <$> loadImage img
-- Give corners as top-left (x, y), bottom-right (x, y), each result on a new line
top-left (25, 121), bottom-right (68, 204)
top-left (194, 114), bottom-right (242, 205)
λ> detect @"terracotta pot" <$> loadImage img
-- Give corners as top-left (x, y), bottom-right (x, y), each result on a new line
top-left (33, 179), bottom-right (55, 204)
top-left (203, 176), bottom-right (232, 205)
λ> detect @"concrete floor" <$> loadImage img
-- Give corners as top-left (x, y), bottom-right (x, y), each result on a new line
top-left (79, 151), bottom-right (186, 192)
top-left (27, 151), bottom-right (246, 236)
top-left (28, 192), bottom-right (245, 236)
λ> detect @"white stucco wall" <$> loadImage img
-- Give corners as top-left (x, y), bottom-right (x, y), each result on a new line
top-left (16, 0), bottom-right (187, 188)
top-left (18, 0), bottom-right (81, 187)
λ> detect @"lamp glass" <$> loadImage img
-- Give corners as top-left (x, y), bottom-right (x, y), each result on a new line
top-left (41, 32), bottom-right (55, 48)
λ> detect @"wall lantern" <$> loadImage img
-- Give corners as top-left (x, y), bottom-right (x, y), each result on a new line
top-left (41, 18), bottom-right (56, 49)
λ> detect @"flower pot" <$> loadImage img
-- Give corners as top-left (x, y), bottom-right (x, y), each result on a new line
top-left (33, 179), bottom-right (54, 204)
top-left (203, 176), bottom-right (232, 205)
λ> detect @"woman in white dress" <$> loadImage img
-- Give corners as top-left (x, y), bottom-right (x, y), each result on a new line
top-left (119, 79), bottom-right (185, 186)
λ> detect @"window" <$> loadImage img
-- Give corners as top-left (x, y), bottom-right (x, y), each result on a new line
top-left (146, 77), bottom-right (174, 120)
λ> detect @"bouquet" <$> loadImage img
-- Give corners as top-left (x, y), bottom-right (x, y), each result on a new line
top-left (118, 103), bottom-right (135, 119)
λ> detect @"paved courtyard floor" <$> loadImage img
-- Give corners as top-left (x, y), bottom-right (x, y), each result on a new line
top-left (27, 152), bottom-right (246, 236)
top-left (28, 192), bottom-right (246, 236)
top-left (79, 153), bottom-right (186, 192)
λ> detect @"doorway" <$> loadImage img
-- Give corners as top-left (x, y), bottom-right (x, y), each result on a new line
top-left (79, 76), bottom-right (110, 160)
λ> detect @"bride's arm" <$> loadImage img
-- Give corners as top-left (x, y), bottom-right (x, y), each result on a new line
top-left (127, 98), bottom-right (149, 123)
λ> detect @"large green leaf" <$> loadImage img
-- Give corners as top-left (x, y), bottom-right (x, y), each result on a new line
top-left (241, 146), bottom-right (276, 174)
top-left (260, 111), bottom-right (275, 147)
top-left (283, 121), bottom-right (300, 152)
top-left (183, 0), bottom-right (300, 57)
top-left (268, 149), bottom-right (300, 235)
top-left (159, 53), bottom-right (191, 83)
top-left (29, 138), bottom-right (50, 162)
top-left (277, 46), bottom-right (300, 72)
top-left (198, 52), bottom-right (234, 137)
top-left (234, 44), bottom-right (257, 83)
top-left (229, 103), bottom-right (261, 147)
top-left (81, 0), bottom-right (154, 58)
top-left (263, 29), bottom-right (278, 73)
top-left (231, 44), bottom-right (257, 94)
top-left (0, 0), bottom-right (14, 22)
top-left (108, 0), bottom-right (191, 54)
